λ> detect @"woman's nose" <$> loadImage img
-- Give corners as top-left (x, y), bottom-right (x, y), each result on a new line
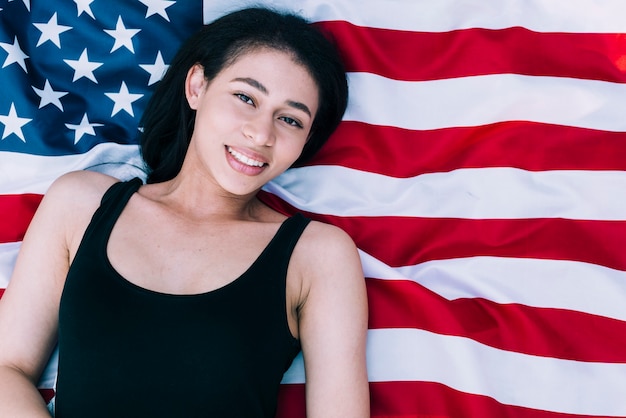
top-left (242, 115), bottom-right (275, 146)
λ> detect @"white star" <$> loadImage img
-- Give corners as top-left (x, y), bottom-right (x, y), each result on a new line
top-left (65, 113), bottom-right (103, 144)
top-left (32, 80), bottom-right (68, 110)
top-left (9, 0), bottom-right (31, 11)
top-left (104, 16), bottom-right (141, 54)
top-left (139, 0), bottom-right (175, 21)
top-left (0, 103), bottom-right (31, 142)
top-left (74, 0), bottom-right (95, 18)
top-left (0, 36), bottom-right (28, 72)
top-left (33, 12), bottom-right (72, 48)
top-left (105, 81), bottom-right (144, 117)
top-left (63, 49), bottom-right (103, 83)
top-left (140, 51), bottom-right (169, 86)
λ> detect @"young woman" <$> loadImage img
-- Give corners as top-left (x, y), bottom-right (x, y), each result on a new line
top-left (0, 7), bottom-right (369, 417)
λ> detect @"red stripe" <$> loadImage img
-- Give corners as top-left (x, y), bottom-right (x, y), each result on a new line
top-left (306, 121), bottom-right (626, 177)
top-left (258, 193), bottom-right (626, 271)
top-left (317, 21), bottom-right (626, 83)
top-left (277, 381), bottom-right (611, 418)
top-left (0, 194), bottom-right (43, 243)
top-left (331, 216), bottom-right (626, 271)
top-left (276, 384), bottom-right (305, 418)
top-left (39, 389), bottom-right (54, 405)
top-left (366, 278), bottom-right (626, 362)
top-left (369, 380), bottom-right (619, 418)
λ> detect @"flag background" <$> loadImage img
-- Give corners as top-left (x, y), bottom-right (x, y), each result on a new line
top-left (2, 0), bottom-right (626, 416)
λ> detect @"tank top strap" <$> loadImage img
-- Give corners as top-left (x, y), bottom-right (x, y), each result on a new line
top-left (255, 213), bottom-right (311, 279)
top-left (100, 177), bottom-right (143, 208)
top-left (272, 212), bottom-right (311, 256)
top-left (79, 177), bottom-right (143, 249)
top-left (98, 177), bottom-right (143, 225)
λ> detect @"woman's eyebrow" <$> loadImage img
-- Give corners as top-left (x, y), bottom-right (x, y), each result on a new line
top-left (286, 100), bottom-right (312, 117)
top-left (232, 77), bottom-right (312, 117)
top-left (233, 77), bottom-right (268, 94)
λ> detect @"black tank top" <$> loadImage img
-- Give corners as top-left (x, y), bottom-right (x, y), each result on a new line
top-left (56, 178), bottom-right (307, 417)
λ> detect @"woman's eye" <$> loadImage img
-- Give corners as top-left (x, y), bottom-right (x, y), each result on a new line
top-left (280, 116), bottom-right (303, 128)
top-left (235, 93), bottom-right (254, 105)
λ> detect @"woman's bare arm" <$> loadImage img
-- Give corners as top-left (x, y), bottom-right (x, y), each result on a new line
top-left (296, 222), bottom-right (370, 418)
top-left (0, 172), bottom-right (116, 416)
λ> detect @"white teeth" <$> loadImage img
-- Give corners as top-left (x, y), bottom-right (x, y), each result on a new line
top-left (227, 147), bottom-right (265, 167)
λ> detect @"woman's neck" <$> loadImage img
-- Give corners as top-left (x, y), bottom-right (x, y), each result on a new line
top-left (140, 175), bottom-right (266, 223)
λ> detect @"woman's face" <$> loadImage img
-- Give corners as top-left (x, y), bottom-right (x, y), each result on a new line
top-left (184, 48), bottom-right (319, 197)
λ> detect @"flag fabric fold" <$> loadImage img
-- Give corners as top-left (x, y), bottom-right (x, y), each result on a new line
top-left (2, 1), bottom-right (625, 416)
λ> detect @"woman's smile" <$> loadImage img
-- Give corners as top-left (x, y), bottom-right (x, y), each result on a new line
top-left (225, 145), bottom-right (268, 175)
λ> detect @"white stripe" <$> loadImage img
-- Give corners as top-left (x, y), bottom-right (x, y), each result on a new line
top-left (38, 346), bottom-right (58, 390)
top-left (360, 253), bottom-right (626, 322)
top-left (265, 166), bottom-right (626, 221)
top-left (0, 143), bottom-right (145, 195)
top-left (283, 328), bottom-right (626, 415)
top-left (0, 241), bottom-right (20, 288)
top-left (203, 0), bottom-right (626, 33)
top-left (346, 73), bottom-right (626, 132)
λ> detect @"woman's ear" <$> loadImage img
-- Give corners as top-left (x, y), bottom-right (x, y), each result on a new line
top-left (185, 64), bottom-right (206, 110)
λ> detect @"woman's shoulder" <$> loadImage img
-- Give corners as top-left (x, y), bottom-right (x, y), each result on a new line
top-left (49, 170), bottom-right (122, 196)
top-left (293, 217), bottom-right (362, 282)
top-left (41, 171), bottom-right (123, 229)
top-left (44, 170), bottom-right (127, 210)
top-left (300, 218), bottom-right (356, 252)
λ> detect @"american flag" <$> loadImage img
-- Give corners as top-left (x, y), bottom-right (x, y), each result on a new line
top-left (2, 0), bottom-right (626, 417)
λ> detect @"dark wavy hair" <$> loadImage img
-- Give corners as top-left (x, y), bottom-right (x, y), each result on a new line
top-left (139, 7), bottom-right (348, 183)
